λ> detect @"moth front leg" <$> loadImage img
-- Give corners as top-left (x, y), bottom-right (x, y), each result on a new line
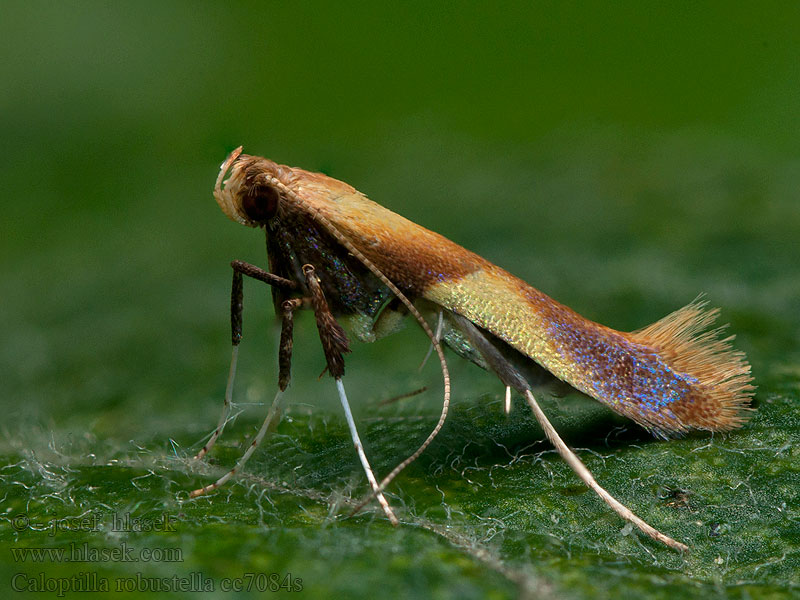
top-left (190, 264), bottom-right (303, 497)
top-left (194, 262), bottom-right (297, 460)
top-left (302, 264), bottom-right (399, 526)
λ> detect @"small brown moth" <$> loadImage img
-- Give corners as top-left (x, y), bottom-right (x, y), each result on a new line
top-left (189, 147), bottom-right (754, 552)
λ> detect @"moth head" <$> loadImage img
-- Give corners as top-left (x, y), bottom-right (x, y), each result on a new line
top-left (214, 146), bottom-right (285, 227)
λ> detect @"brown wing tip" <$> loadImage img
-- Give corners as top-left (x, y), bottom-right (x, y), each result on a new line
top-left (631, 298), bottom-right (755, 433)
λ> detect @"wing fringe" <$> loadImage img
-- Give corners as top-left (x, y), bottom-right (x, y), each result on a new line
top-left (630, 297), bottom-right (755, 433)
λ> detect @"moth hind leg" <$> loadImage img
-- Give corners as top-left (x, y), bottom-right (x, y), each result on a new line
top-left (450, 313), bottom-right (688, 552)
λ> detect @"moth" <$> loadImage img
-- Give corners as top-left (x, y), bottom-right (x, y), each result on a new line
top-left (190, 146), bottom-right (754, 552)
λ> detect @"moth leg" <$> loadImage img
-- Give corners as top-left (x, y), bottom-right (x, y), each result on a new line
top-left (522, 389), bottom-right (687, 552)
top-left (450, 313), bottom-right (688, 552)
top-left (190, 297), bottom-right (303, 497)
top-left (378, 386), bottom-right (428, 407)
top-left (303, 264), bottom-right (399, 526)
top-left (335, 379), bottom-right (399, 525)
top-left (190, 389), bottom-right (286, 498)
top-left (277, 299), bottom-right (303, 395)
top-left (194, 261), bottom-right (297, 460)
top-left (418, 309), bottom-right (444, 371)
top-left (230, 259), bottom-right (297, 292)
top-left (193, 267), bottom-right (245, 460)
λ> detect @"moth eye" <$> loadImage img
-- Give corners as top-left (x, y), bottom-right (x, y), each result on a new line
top-left (241, 185), bottom-right (280, 223)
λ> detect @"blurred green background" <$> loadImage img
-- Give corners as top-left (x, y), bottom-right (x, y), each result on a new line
top-left (1, 2), bottom-right (798, 599)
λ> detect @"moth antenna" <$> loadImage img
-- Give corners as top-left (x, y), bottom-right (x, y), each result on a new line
top-left (194, 345), bottom-right (239, 460)
top-left (418, 310), bottom-right (444, 371)
top-left (523, 389), bottom-right (688, 552)
top-left (189, 389), bottom-right (285, 498)
top-left (268, 179), bottom-right (452, 494)
top-left (336, 378), bottom-right (399, 525)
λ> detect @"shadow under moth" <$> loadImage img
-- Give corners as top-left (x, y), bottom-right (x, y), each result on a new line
top-left (190, 146), bottom-right (754, 552)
